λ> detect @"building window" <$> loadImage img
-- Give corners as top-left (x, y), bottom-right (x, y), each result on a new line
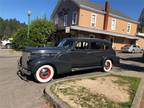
top-left (111, 18), bottom-right (116, 30)
top-left (64, 15), bottom-right (68, 26)
top-left (142, 18), bottom-right (144, 22)
top-left (55, 15), bottom-right (58, 25)
top-left (72, 12), bottom-right (77, 25)
top-left (91, 13), bottom-right (97, 27)
top-left (127, 23), bottom-right (131, 33)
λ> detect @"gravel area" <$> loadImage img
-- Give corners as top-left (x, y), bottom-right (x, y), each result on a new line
top-left (51, 75), bottom-right (140, 108)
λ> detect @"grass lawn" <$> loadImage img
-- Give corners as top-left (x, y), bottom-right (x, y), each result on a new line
top-left (50, 74), bottom-right (141, 108)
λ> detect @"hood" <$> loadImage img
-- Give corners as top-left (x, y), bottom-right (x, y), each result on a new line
top-left (24, 47), bottom-right (65, 54)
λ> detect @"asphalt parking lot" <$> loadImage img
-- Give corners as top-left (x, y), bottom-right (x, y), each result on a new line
top-left (0, 50), bottom-right (143, 108)
top-left (0, 56), bottom-right (49, 108)
top-left (117, 53), bottom-right (144, 72)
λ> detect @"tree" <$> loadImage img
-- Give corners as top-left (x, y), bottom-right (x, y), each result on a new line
top-left (0, 17), bottom-right (26, 40)
top-left (30, 19), bottom-right (56, 46)
top-left (13, 19), bottom-right (56, 50)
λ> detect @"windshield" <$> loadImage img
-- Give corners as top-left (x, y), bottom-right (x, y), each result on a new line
top-left (58, 39), bottom-right (74, 49)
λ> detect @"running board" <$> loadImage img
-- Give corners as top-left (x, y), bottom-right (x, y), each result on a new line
top-left (72, 66), bottom-right (102, 72)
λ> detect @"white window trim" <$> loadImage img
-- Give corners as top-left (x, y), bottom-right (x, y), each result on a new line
top-left (90, 13), bottom-right (97, 27)
top-left (64, 15), bottom-right (68, 27)
top-left (72, 11), bottom-right (77, 25)
top-left (111, 18), bottom-right (116, 30)
top-left (127, 23), bottom-right (131, 33)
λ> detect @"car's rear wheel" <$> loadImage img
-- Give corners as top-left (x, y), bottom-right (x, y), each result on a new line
top-left (103, 59), bottom-right (113, 72)
top-left (35, 65), bottom-right (54, 83)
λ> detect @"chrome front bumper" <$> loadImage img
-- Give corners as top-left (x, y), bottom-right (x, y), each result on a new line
top-left (18, 60), bottom-right (31, 76)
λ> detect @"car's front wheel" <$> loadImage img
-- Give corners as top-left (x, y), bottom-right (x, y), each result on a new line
top-left (35, 65), bottom-right (54, 83)
top-left (103, 59), bottom-right (113, 72)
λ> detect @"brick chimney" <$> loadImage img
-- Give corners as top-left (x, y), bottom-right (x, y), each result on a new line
top-left (103, 0), bottom-right (110, 30)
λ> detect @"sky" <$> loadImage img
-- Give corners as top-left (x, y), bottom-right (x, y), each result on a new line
top-left (0, 0), bottom-right (144, 23)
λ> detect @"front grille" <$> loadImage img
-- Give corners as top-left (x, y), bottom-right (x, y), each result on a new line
top-left (21, 52), bottom-right (30, 69)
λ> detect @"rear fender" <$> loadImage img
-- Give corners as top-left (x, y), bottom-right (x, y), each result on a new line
top-left (102, 56), bottom-right (119, 67)
top-left (102, 56), bottom-right (113, 66)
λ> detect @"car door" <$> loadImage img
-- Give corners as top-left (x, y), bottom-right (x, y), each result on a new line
top-left (87, 41), bottom-right (105, 66)
top-left (68, 41), bottom-right (91, 68)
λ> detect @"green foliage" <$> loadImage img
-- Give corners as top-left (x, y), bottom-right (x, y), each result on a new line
top-left (30, 19), bottom-right (56, 46)
top-left (0, 17), bottom-right (26, 40)
top-left (13, 19), bottom-right (56, 50)
top-left (12, 28), bottom-right (37, 50)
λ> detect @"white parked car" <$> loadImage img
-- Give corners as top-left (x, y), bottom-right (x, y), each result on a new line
top-left (121, 44), bottom-right (143, 53)
top-left (1, 40), bottom-right (12, 49)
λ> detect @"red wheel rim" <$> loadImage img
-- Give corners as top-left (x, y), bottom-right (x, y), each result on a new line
top-left (39, 68), bottom-right (51, 80)
top-left (105, 61), bottom-right (111, 70)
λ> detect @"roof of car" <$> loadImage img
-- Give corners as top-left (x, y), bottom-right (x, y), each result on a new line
top-left (64, 37), bottom-right (111, 44)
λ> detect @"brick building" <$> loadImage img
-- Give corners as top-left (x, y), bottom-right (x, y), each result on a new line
top-left (51, 0), bottom-right (139, 50)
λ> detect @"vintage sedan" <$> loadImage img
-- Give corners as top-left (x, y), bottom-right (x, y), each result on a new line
top-left (18, 38), bottom-right (119, 83)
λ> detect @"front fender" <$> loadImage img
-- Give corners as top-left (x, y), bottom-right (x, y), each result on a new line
top-left (28, 57), bottom-right (72, 75)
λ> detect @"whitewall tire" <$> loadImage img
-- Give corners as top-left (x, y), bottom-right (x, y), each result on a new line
top-left (103, 60), bottom-right (113, 72)
top-left (35, 65), bottom-right (54, 83)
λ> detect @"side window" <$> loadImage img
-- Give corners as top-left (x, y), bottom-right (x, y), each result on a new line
top-left (75, 41), bottom-right (89, 49)
top-left (91, 42), bottom-right (109, 50)
top-left (91, 42), bottom-right (104, 50)
top-left (63, 40), bottom-right (73, 49)
top-left (104, 44), bottom-right (109, 50)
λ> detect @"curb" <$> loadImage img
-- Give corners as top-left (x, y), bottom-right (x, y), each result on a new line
top-left (44, 83), bottom-right (69, 108)
top-left (44, 71), bottom-right (144, 108)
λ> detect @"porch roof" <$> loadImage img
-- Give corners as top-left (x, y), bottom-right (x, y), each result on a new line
top-left (70, 26), bottom-right (140, 40)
